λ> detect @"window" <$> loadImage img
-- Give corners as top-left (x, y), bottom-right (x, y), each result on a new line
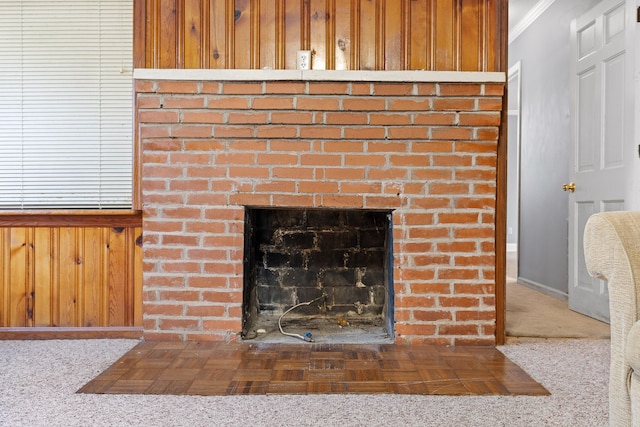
top-left (0, 0), bottom-right (133, 209)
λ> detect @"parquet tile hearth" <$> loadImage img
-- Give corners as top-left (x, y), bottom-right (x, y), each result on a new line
top-left (78, 342), bottom-right (549, 396)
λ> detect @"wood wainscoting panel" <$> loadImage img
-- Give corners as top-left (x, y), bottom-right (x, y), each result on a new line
top-left (5, 228), bottom-right (29, 327)
top-left (33, 228), bottom-right (54, 327)
top-left (0, 223), bottom-right (142, 333)
top-left (134, 0), bottom-right (505, 72)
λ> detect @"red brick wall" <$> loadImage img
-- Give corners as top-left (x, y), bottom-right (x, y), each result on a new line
top-left (136, 76), bottom-right (504, 345)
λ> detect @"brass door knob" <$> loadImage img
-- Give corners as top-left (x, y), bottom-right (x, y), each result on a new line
top-left (562, 182), bottom-right (576, 193)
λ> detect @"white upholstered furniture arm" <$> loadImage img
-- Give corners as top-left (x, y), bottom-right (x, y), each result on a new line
top-left (584, 211), bottom-right (640, 427)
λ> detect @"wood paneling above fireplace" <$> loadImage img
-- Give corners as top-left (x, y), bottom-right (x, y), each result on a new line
top-left (134, 0), bottom-right (505, 72)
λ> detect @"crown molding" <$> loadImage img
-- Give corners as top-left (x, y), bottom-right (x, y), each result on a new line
top-left (509, 0), bottom-right (556, 45)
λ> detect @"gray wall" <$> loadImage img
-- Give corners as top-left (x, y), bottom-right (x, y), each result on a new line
top-left (628, 0), bottom-right (640, 210)
top-left (508, 0), bottom-right (600, 296)
top-left (506, 71), bottom-right (520, 247)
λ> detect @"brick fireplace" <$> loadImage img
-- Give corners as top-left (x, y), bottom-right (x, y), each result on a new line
top-left (136, 69), bottom-right (504, 346)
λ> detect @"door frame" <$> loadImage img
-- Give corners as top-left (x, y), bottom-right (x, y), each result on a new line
top-left (495, 0), bottom-right (509, 345)
top-left (506, 61), bottom-right (522, 257)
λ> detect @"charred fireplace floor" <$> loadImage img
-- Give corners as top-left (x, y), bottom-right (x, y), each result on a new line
top-left (244, 314), bottom-right (393, 344)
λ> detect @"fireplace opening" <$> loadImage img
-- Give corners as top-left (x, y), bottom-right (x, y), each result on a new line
top-left (242, 207), bottom-right (394, 343)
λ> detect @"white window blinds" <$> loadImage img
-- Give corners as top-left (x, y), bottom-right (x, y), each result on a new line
top-left (0, 0), bottom-right (133, 209)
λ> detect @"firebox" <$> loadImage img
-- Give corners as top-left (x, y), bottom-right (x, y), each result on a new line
top-left (242, 207), bottom-right (394, 343)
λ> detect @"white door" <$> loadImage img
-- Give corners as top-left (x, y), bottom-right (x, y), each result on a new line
top-left (568, 0), bottom-right (633, 322)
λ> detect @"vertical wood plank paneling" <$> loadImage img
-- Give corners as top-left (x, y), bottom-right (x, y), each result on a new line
top-left (124, 229), bottom-right (134, 326)
top-left (485, 0), bottom-right (498, 72)
top-left (376, 0), bottom-right (385, 69)
top-left (126, 227), bottom-right (135, 327)
top-left (184, 0), bottom-right (203, 68)
top-left (133, 228), bottom-right (144, 327)
top-left (33, 228), bottom-right (53, 326)
top-left (409, 0), bottom-right (429, 70)
top-left (479, 0), bottom-right (488, 71)
top-left (301, 0), bottom-right (310, 50)
top-left (108, 227), bottom-right (127, 326)
top-left (57, 228), bottom-right (78, 327)
top-left (201, 0), bottom-right (211, 68)
top-left (234, 0), bottom-right (252, 68)
top-left (428, 0), bottom-right (437, 70)
top-left (0, 229), bottom-right (7, 326)
top-left (82, 228), bottom-right (104, 327)
top-left (400, 0), bottom-right (410, 70)
top-left (275, 0), bottom-right (285, 69)
top-left (51, 228), bottom-right (61, 326)
top-left (359, 0), bottom-right (376, 70)
top-left (383, 0), bottom-right (403, 70)
top-left (134, 0), bottom-right (147, 68)
top-left (147, 0), bottom-right (158, 67)
top-left (325, 0), bottom-right (336, 70)
top-left (73, 228), bottom-right (85, 328)
top-left (0, 224), bottom-right (142, 330)
top-left (433, 0), bottom-right (456, 70)
top-left (350, 0), bottom-right (360, 70)
top-left (25, 228), bottom-right (34, 327)
top-left (159, 0), bottom-right (178, 68)
top-left (76, 228), bottom-right (86, 326)
top-left (145, 0), bottom-right (158, 68)
top-left (226, 0), bottom-right (236, 68)
top-left (102, 228), bottom-right (111, 326)
top-left (334, 0), bottom-right (352, 70)
top-left (251, 0), bottom-right (261, 68)
top-left (135, 0), bottom-right (503, 72)
top-left (309, 0), bottom-right (328, 70)
top-left (453, 0), bottom-right (461, 70)
top-left (210, 0), bottom-right (229, 68)
top-left (460, 0), bottom-right (481, 71)
top-left (259, 0), bottom-right (277, 69)
top-left (9, 229), bottom-right (28, 327)
top-left (283, 0), bottom-right (302, 71)
top-left (176, 0), bottom-right (185, 67)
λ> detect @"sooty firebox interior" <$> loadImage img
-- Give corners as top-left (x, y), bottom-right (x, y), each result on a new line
top-left (242, 207), bottom-right (394, 343)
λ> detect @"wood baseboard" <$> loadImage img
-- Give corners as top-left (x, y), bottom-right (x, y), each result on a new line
top-left (0, 327), bottom-right (143, 340)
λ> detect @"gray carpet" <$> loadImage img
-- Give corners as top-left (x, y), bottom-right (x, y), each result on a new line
top-left (0, 338), bottom-right (609, 426)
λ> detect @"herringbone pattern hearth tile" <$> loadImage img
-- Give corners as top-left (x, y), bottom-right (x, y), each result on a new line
top-left (78, 342), bottom-right (549, 396)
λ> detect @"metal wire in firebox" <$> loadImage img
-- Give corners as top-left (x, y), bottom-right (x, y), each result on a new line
top-left (278, 292), bottom-right (328, 342)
